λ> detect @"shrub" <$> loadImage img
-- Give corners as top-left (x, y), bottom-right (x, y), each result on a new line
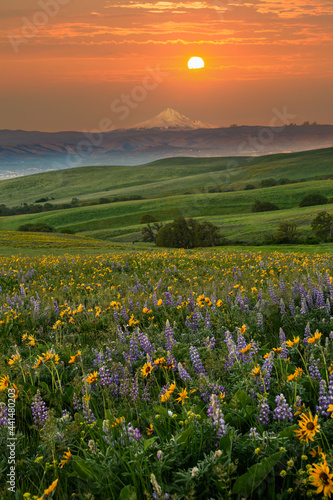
top-left (17, 223), bottom-right (55, 233)
top-left (252, 200), bottom-right (279, 212)
top-left (274, 222), bottom-right (301, 244)
top-left (60, 228), bottom-right (76, 235)
top-left (99, 198), bottom-right (111, 204)
top-left (244, 184), bottom-right (256, 190)
top-left (156, 217), bottom-right (224, 248)
top-left (261, 178), bottom-right (277, 188)
top-left (299, 193), bottom-right (328, 207)
top-left (140, 214), bottom-right (158, 224)
top-left (311, 211), bottom-right (333, 241)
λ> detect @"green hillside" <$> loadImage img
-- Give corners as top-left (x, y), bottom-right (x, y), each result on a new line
top-left (0, 147), bottom-right (332, 245)
top-left (0, 147), bottom-right (332, 207)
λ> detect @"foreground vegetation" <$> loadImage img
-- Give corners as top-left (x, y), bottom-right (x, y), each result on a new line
top-left (1, 247), bottom-right (333, 499)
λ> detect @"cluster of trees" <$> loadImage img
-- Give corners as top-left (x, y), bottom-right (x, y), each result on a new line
top-left (0, 195), bottom-right (143, 218)
top-left (271, 211), bottom-right (333, 244)
top-left (17, 223), bottom-right (75, 234)
top-left (299, 193), bottom-right (328, 207)
top-left (252, 200), bottom-right (279, 212)
top-left (142, 216), bottom-right (224, 248)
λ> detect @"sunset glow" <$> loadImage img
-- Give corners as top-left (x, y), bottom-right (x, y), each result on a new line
top-left (0, 0), bottom-right (332, 130)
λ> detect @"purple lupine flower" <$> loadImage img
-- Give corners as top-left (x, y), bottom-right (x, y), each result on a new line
top-left (279, 299), bottom-right (286, 315)
top-left (300, 299), bottom-right (308, 315)
top-left (203, 337), bottom-right (216, 350)
top-left (130, 374), bottom-right (139, 402)
top-left (316, 288), bottom-right (325, 309)
top-left (120, 304), bottom-right (129, 322)
top-left (258, 398), bottom-right (270, 425)
top-left (249, 427), bottom-right (259, 439)
top-left (207, 394), bottom-right (226, 438)
top-left (82, 398), bottom-right (96, 424)
top-left (177, 362), bottom-right (192, 382)
top-left (20, 284), bottom-right (26, 298)
top-left (31, 390), bottom-right (48, 429)
top-left (116, 325), bottom-right (126, 344)
top-left (0, 403), bottom-right (8, 427)
top-left (137, 329), bottom-right (155, 355)
top-left (257, 312), bottom-right (264, 332)
top-left (128, 332), bottom-right (140, 363)
top-left (279, 279), bottom-right (286, 293)
top-left (273, 394), bottom-right (293, 422)
top-left (304, 322), bottom-right (312, 344)
top-left (73, 393), bottom-right (82, 412)
top-left (99, 365), bottom-right (113, 386)
top-left (261, 352), bottom-right (274, 393)
top-left (224, 330), bottom-right (238, 371)
top-left (316, 379), bottom-right (330, 416)
top-left (204, 310), bottom-right (212, 329)
top-left (53, 299), bottom-right (59, 314)
top-left (325, 298), bottom-right (331, 315)
top-left (269, 282), bottom-right (278, 305)
top-left (165, 320), bottom-right (177, 351)
top-left (308, 358), bottom-right (322, 382)
top-left (189, 346), bottom-right (207, 377)
top-left (289, 300), bottom-right (296, 315)
top-left (141, 384), bottom-right (150, 402)
top-left (128, 298), bottom-right (133, 311)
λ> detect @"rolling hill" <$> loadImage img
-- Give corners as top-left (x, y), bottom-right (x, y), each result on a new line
top-left (0, 147), bottom-right (332, 245)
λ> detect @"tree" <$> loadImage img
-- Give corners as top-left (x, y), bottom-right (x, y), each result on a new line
top-left (140, 214), bottom-right (157, 224)
top-left (274, 222), bottom-right (301, 244)
top-left (141, 222), bottom-right (163, 242)
top-left (311, 212), bottom-right (333, 241)
top-left (17, 223), bottom-right (55, 233)
top-left (261, 178), bottom-right (277, 188)
top-left (193, 221), bottom-right (223, 247)
top-left (156, 217), bottom-right (223, 248)
top-left (252, 200), bottom-right (279, 212)
top-left (299, 194), bottom-right (328, 207)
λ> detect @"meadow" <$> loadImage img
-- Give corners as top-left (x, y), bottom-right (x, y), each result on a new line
top-left (0, 148), bottom-right (332, 245)
top-left (1, 242), bottom-right (333, 499)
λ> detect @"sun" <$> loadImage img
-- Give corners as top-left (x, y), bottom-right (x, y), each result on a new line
top-left (188, 57), bottom-right (205, 69)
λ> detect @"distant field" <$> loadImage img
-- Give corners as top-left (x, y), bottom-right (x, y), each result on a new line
top-left (0, 147), bottom-right (332, 207)
top-left (0, 147), bottom-right (332, 245)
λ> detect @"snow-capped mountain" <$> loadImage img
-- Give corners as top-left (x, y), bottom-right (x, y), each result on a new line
top-left (129, 108), bottom-right (216, 130)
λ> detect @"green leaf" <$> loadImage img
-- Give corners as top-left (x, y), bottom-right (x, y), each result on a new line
top-left (176, 427), bottom-right (192, 447)
top-left (230, 389), bottom-right (252, 407)
top-left (144, 437), bottom-right (158, 451)
top-left (39, 382), bottom-right (50, 393)
top-left (153, 405), bottom-right (169, 417)
top-left (219, 433), bottom-right (233, 460)
top-left (232, 451), bottom-right (284, 496)
top-left (278, 425), bottom-right (298, 438)
top-left (119, 485), bottom-right (137, 500)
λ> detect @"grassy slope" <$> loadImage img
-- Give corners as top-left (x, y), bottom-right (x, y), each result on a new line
top-left (0, 147), bottom-right (332, 244)
top-left (0, 147), bottom-right (332, 206)
top-left (1, 179), bottom-right (333, 242)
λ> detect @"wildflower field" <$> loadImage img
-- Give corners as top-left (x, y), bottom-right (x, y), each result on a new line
top-left (1, 249), bottom-right (333, 499)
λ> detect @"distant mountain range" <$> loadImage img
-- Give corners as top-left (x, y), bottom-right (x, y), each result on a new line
top-left (0, 108), bottom-right (332, 179)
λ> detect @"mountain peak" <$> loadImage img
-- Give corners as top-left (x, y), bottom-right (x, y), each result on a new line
top-left (129, 108), bottom-right (215, 130)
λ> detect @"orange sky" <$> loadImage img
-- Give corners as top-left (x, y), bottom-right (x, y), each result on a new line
top-left (0, 0), bottom-right (332, 131)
